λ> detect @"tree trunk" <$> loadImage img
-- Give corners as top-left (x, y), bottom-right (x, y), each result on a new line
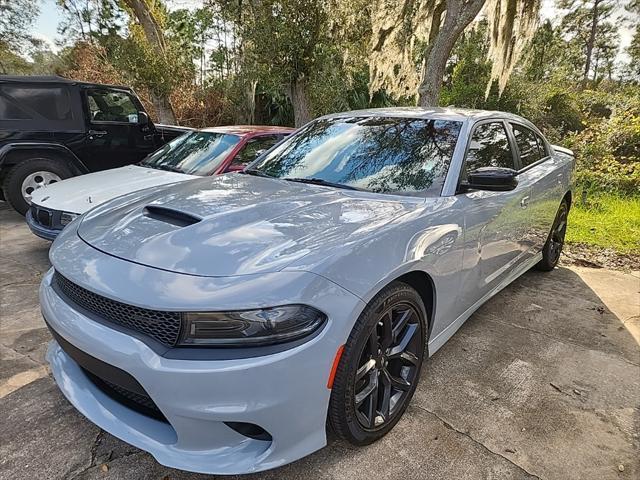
top-left (151, 93), bottom-right (176, 125)
top-left (123, 0), bottom-right (177, 124)
top-left (288, 77), bottom-right (312, 127)
top-left (200, 31), bottom-right (205, 86)
top-left (246, 79), bottom-right (257, 124)
top-left (582, 0), bottom-right (600, 88)
top-left (418, 17), bottom-right (460, 106)
top-left (417, 0), bottom-right (486, 107)
top-left (123, 0), bottom-right (166, 51)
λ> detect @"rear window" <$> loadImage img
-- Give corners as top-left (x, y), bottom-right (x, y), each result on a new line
top-left (512, 124), bottom-right (547, 167)
top-left (0, 84), bottom-right (83, 131)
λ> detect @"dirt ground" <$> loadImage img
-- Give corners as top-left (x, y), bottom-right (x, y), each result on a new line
top-left (561, 243), bottom-right (640, 272)
top-left (1, 201), bottom-right (638, 480)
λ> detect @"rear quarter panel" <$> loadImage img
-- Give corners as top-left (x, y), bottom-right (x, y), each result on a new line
top-left (528, 149), bottom-right (575, 250)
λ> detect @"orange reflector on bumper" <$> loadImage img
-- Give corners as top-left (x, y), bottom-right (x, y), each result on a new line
top-left (327, 344), bottom-right (345, 389)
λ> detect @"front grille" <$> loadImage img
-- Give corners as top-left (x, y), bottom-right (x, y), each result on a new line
top-left (33, 206), bottom-right (53, 227)
top-left (83, 369), bottom-right (168, 422)
top-left (46, 322), bottom-right (168, 423)
top-left (53, 272), bottom-right (182, 347)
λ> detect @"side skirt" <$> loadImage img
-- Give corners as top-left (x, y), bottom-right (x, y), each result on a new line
top-left (427, 252), bottom-right (543, 356)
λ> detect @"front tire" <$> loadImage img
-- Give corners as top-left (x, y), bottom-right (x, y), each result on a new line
top-left (535, 199), bottom-right (569, 271)
top-left (328, 282), bottom-right (427, 445)
top-left (3, 158), bottom-right (72, 215)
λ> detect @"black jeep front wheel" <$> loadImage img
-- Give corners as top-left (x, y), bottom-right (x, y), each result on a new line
top-left (3, 158), bottom-right (72, 215)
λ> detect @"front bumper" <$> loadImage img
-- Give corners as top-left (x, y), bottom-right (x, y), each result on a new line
top-left (41, 245), bottom-right (364, 474)
top-left (26, 208), bottom-right (63, 241)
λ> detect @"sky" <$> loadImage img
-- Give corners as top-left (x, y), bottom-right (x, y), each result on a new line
top-left (34, 0), bottom-right (634, 64)
top-left (32, 0), bottom-right (61, 51)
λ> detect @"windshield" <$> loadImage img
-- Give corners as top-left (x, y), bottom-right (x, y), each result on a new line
top-left (248, 116), bottom-right (462, 195)
top-left (142, 131), bottom-right (241, 175)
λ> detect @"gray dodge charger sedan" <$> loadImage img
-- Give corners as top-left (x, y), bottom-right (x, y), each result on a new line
top-left (41, 108), bottom-right (574, 474)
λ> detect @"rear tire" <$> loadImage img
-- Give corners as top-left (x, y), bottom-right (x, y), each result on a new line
top-left (3, 158), bottom-right (72, 215)
top-left (535, 199), bottom-right (569, 272)
top-left (328, 282), bottom-right (427, 445)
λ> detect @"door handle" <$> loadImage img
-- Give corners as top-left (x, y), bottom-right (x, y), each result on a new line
top-left (520, 196), bottom-right (530, 209)
top-left (88, 130), bottom-right (107, 139)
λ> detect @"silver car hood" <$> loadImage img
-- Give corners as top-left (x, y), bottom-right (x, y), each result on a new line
top-left (77, 174), bottom-right (420, 277)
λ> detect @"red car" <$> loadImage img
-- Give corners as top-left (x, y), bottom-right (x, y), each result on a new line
top-left (202, 125), bottom-right (295, 173)
top-left (26, 125), bottom-right (294, 240)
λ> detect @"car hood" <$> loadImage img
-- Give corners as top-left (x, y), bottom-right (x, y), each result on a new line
top-left (31, 165), bottom-right (194, 214)
top-left (77, 174), bottom-right (421, 277)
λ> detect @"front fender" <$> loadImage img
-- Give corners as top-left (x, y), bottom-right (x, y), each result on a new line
top-left (286, 198), bottom-right (466, 350)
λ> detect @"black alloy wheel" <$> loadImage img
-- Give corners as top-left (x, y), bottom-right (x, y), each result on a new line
top-left (536, 199), bottom-right (569, 271)
top-left (354, 302), bottom-right (422, 430)
top-left (328, 282), bottom-right (426, 445)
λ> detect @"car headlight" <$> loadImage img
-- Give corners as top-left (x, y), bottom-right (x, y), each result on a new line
top-left (178, 305), bottom-right (326, 347)
top-left (60, 212), bottom-right (79, 226)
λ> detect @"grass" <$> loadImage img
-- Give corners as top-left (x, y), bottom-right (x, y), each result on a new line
top-left (566, 193), bottom-right (640, 254)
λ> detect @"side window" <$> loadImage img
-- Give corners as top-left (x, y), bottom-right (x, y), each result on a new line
top-left (512, 124), bottom-right (545, 167)
top-left (464, 122), bottom-right (515, 177)
top-left (0, 95), bottom-right (31, 120)
top-left (86, 90), bottom-right (139, 123)
top-left (535, 132), bottom-right (548, 158)
top-left (0, 86), bottom-right (73, 121)
top-left (230, 135), bottom-right (280, 168)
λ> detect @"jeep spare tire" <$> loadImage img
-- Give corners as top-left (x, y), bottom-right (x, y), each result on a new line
top-left (3, 158), bottom-right (73, 215)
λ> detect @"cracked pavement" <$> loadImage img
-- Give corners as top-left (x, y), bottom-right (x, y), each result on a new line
top-left (1, 201), bottom-right (639, 480)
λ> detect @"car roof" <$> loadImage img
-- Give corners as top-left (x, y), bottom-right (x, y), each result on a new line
top-left (0, 75), bottom-right (133, 91)
top-left (321, 107), bottom-right (531, 124)
top-left (200, 125), bottom-right (295, 136)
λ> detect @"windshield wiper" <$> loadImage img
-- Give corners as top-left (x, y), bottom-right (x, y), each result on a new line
top-left (242, 168), bottom-right (273, 178)
top-left (284, 177), bottom-right (361, 191)
top-left (243, 170), bottom-right (361, 191)
top-left (152, 164), bottom-right (184, 173)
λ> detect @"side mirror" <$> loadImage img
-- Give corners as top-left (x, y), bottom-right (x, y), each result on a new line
top-left (137, 111), bottom-right (149, 126)
top-left (465, 167), bottom-right (518, 192)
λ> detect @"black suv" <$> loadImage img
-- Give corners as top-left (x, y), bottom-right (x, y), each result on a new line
top-left (0, 76), bottom-right (187, 215)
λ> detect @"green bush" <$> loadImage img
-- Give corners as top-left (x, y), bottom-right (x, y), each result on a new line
top-left (565, 96), bottom-right (640, 196)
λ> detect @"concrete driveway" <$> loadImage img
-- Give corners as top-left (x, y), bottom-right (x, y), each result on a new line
top-left (1, 202), bottom-right (638, 480)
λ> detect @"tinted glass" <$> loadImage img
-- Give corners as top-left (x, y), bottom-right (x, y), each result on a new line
top-left (0, 95), bottom-right (30, 119)
top-left (231, 135), bottom-right (281, 167)
top-left (0, 86), bottom-right (73, 121)
top-left (537, 135), bottom-right (548, 157)
top-left (464, 122), bottom-right (515, 176)
top-left (512, 124), bottom-right (545, 167)
top-left (142, 131), bottom-right (241, 175)
top-left (250, 117), bottom-right (462, 195)
top-left (87, 90), bottom-right (138, 123)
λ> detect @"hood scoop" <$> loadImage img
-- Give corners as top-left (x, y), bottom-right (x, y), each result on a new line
top-left (143, 205), bottom-right (202, 227)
